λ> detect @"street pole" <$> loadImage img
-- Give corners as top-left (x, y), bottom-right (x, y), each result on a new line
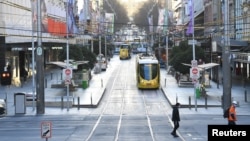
top-left (222, 0), bottom-right (231, 110)
top-left (188, 0), bottom-right (197, 111)
top-left (97, 0), bottom-right (101, 73)
top-left (66, 0), bottom-right (70, 111)
top-left (31, 4), bottom-right (36, 111)
top-left (165, 0), bottom-right (168, 70)
top-left (36, 0), bottom-right (45, 114)
top-left (182, 0), bottom-right (185, 40)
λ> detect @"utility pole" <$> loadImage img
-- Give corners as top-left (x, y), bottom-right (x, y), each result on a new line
top-left (222, 0), bottom-right (231, 110)
top-left (36, 0), bottom-right (45, 114)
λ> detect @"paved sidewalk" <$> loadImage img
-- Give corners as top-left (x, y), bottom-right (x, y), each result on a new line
top-left (0, 65), bottom-right (112, 116)
top-left (160, 69), bottom-right (250, 116)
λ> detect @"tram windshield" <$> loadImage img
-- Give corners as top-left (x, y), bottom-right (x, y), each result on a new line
top-left (139, 64), bottom-right (158, 80)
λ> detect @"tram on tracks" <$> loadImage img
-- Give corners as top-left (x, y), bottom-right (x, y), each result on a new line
top-left (136, 53), bottom-right (160, 89)
top-left (119, 44), bottom-right (131, 60)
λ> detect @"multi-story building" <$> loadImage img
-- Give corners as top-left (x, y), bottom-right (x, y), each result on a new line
top-left (173, 0), bottom-right (250, 81)
top-left (0, 0), bottom-right (83, 86)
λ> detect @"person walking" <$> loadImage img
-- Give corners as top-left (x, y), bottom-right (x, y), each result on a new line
top-left (171, 102), bottom-right (181, 137)
top-left (228, 101), bottom-right (237, 125)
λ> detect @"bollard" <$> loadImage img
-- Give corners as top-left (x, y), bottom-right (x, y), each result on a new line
top-left (189, 96), bottom-right (191, 109)
top-left (61, 73), bottom-right (63, 80)
top-left (101, 79), bottom-right (103, 87)
top-left (221, 95), bottom-right (223, 108)
top-left (245, 90), bottom-right (247, 102)
top-left (78, 97), bottom-right (80, 110)
top-left (51, 73), bottom-right (53, 80)
top-left (90, 93), bottom-right (93, 106)
top-left (45, 79), bottom-right (47, 88)
top-left (165, 78), bottom-right (166, 87)
top-left (61, 96), bottom-right (64, 109)
top-left (205, 96), bottom-right (207, 109)
top-left (176, 95), bottom-right (178, 104)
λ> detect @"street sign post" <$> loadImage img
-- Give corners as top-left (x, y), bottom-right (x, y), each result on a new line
top-left (41, 121), bottom-right (52, 139)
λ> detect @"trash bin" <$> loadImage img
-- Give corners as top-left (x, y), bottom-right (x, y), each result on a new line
top-left (82, 80), bottom-right (88, 89)
top-left (14, 93), bottom-right (26, 114)
top-left (196, 88), bottom-right (200, 98)
top-left (82, 69), bottom-right (89, 89)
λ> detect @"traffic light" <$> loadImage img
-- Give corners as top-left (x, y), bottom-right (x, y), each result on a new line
top-left (1, 71), bottom-right (11, 86)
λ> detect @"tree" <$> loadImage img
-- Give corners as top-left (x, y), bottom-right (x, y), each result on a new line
top-left (58, 45), bottom-right (96, 70)
top-left (169, 40), bottom-right (208, 74)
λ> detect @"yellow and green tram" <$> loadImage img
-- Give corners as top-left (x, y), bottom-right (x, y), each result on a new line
top-left (119, 44), bottom-right (131, 60)
top-left (136, 54), bottom-right (160, 89)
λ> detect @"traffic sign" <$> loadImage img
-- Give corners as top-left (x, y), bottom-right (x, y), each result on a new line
top-left (63, 68), bottom-right (72, 80)
top-left (41, 121), bottom-right (52, 138)
top-left (65, 78), bottom-right (71, 85)
top-left (192, 67), bottom-right (198, 74)
top-left (188, 40), bottom-right (197, 45)
top-left (65, 68), bottom-right (71, 76)
top-left (191, 60), bottom-right (198, 67)
top-left (190, 67), bottom-right (200, 79)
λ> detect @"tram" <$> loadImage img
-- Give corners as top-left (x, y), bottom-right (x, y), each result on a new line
top-left (119, 44), bottom-right (131, 60)
top-left (136, 53), bottom-right (160, 89)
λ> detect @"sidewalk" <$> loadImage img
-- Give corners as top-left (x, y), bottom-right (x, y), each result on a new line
top-left (160, 69), bottom-right (250, 116)
top-left (0, 65), bottom-right (112, 116)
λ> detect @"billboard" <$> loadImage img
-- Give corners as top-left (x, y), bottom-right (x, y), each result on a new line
top-left (30, 0), bottom-right (78, 36)
top-left (147, 0), bottom-right (174, 34)
top-left (105, 13), bottom-right (114, 34)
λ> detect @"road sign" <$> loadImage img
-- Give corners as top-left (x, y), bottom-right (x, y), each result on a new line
top-left (37, 47), bottom-right (42, 56)
top-left (41, 121), bottom-right (52, 138)
top-left (63, 68), bottom-right (73, 85)
top-left (190, 67), bottom-right (200, 79)
top-left (192, 67), bottom-right (198, 74)
top-left (65, 78), bottom-right (71, 85)
top-left (188, 40), bottom-right (197, 45)
top-left (65, 68), bottom-right (71, 76)
top-left (191, 60), bottom-right (198, 67)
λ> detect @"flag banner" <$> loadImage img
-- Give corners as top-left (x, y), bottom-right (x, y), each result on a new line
top-left (186, 0), bottom-right (193, 35)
